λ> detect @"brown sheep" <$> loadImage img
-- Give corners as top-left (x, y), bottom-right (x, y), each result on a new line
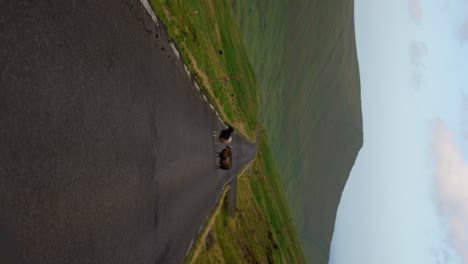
top-left (217, 146), bottom-right (232, 170)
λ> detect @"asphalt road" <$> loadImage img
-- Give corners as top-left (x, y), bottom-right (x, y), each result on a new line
top-left (0, 1), bottom-right (256, 263)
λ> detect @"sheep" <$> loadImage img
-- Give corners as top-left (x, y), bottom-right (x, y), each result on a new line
top-left (217, 146), bottom-right (232, 170)
top-left (213, 125), bottom-right (234, 144)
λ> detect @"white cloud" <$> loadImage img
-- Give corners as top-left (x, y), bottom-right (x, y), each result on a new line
top-left (410, 42), bottom-right (428, 68)
top-left (433, 121), bottom-right (468, 263)
top-left (409, 0), bottom-right (423, 25)
top-left (457, 17), bottom-right (468, 43)
top-left (409, 42), bottom-right (427, 91)
top-left (465, 97), bottom-right (468, 140)
top-left (411, 73), bottom-right (424, 91)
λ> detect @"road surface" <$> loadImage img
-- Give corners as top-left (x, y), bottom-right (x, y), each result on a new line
top-left (0, 1), bottom-right (256, 263)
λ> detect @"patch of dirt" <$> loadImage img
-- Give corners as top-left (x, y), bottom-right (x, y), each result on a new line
top-left (187, 187), bottom-right (229, 263)
top-left (184, 49), bottom-right (210, 85)
top-left (205, 229), bottom-right (216, 250)
top-left (206, 0), bottom-right (222, 43)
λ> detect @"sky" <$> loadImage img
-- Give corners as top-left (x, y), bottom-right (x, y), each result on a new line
top-left (330, 0), bottom-right (468, 263)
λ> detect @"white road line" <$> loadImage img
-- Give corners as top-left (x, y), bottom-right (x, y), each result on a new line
top-left (169, 42), bottom-right (180, 60)
top-left (210, 104), bottom-right (214, 111)
top-left (184, 65), bottom-right (190, 78)
top-left (186, 239), bottom-right (194, 256)
top-left (138, 0), bottom-right (159, 27)
top-left (202, 95), bottom-right (207, 102)
top-left (194, 82), bottom-right (200, 92)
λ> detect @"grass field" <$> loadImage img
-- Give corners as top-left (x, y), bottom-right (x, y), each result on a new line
top-left (233, 1), bottom-right (363, 262)
top-left (187, 128), bottom-right (305, 264)
top-left (150, 0), bottom-right (258, 141)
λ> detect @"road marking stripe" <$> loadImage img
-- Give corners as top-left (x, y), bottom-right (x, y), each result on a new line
top-left (184, 65), bottom-right (190, 78)
top-left (186, 239), bottom-right (194, 256)
top-left (170, 42), bottom-right (180, 60)
top-left (139, 0), bottom-right (159, 27)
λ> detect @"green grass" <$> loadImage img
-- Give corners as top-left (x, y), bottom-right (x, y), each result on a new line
top-left (231, 0), bottom-right (288, 125)
top-left (233, 1), bottom-right (363, 262)
top-left (188, 128), bottom-right (305, 264)
top-left (150, 0), bottom-right (258, 141)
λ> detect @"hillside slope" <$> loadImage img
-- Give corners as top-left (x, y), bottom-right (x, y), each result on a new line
top-left (234, 0), bottom-right (363, 262)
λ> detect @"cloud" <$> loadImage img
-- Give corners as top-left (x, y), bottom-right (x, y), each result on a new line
top-left (409, 42), bottom-right (427, 91)
top-left (433, 121), bottom-right (468, 263)
top-left (431, 243), bottom-right (459, 264)
top-left (410, 73), bottom-right (423, 91)
top-left (409, 0), bottom-right (423, 25)
top-left (410, 42), bottom-right (428, 68)
top-left (441, 0), bottom-right (450, 11)
top-left (435, 0), bottom-right (450, 11)
top-left (457, 17), bottom-right (468, 43)
top-left (464, 96), bottom-right (468, 140)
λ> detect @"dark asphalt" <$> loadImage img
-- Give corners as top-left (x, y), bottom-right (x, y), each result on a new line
top-left (0, 1), bottom-right (256, 263)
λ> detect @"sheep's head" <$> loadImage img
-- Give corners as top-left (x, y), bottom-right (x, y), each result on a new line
top-left (226, 146), bottom-right (232, 152)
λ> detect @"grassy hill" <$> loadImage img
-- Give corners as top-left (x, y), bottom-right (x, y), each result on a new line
top-left (233, 0), bottom-right (363, 262)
